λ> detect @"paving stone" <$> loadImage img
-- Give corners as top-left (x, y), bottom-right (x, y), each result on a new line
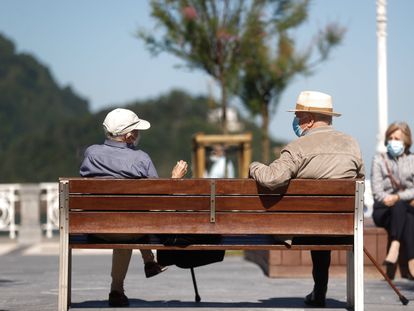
top-left (0, 239), bottom-right (413, 310)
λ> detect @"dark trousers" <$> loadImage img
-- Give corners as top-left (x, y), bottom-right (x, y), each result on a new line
top-left (372, 200), bottom-right (414, 260)
top-left (311, 250), bottom-right (331, 294)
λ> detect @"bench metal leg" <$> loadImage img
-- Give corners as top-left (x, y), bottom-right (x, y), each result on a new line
top-left (58, 226), bottom-right (69, 310)
top-left (58, 180), bottom-right (69, 311)
top-left (346, 250), bottom-right (355, 307)
top-left (347, 180), bottom-right (364, 311)
top-left (190, 268), bottom-right (201, 302)
top-left (68, 248), bottom-right (72, 306)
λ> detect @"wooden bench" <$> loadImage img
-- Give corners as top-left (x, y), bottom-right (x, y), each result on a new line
top-left (58, 178), bottom-right (364, 311)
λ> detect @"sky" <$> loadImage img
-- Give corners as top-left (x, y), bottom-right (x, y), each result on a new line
top-left (0, 0), bottom-right (413, 175)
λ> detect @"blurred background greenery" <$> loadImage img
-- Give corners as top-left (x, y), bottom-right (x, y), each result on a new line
top-left (0, 33), bottom-right (283, 182)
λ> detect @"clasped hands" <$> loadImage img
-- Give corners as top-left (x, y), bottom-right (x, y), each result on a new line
top-left (383, 194), bottom-right (414, 207)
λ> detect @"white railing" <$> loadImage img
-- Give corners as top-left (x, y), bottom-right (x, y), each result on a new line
top-left (40, 182), bottom-right (59, 238)
top-left (0, 184), bottom-right (20, 239)
top-left (0, 183), bottom-right (60, 239)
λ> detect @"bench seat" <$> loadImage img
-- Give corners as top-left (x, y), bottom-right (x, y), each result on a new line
top-left (58, 178), bottom-right (364, 311)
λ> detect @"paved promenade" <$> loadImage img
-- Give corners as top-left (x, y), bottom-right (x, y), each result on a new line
top-left (1, 239), bottom-right (414, 311)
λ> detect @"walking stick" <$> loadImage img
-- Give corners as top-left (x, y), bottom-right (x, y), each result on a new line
top-left (190, 267), bottom-right (201, 302)
top-left (363, 247), bottom-right (409, 305)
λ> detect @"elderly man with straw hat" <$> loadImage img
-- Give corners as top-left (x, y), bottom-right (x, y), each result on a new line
top-left (249, 90), bottom-right (365, 307)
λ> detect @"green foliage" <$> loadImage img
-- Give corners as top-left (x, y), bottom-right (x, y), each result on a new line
top-left (239, 0), bottom-right (345, 117)
top-left (138, 0), bottom-right (264, 132)
top-left (0, 34), bottom-right (91, 182)
top-left (139, 0), bottom-right (345, 162)
top-left (237, 0), bottom-right (345, 162)
top-left (0, 33), bottom-right (281, 181)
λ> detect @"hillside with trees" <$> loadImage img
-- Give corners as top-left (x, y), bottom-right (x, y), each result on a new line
top-left (0, 33), bottom-right (283, 182)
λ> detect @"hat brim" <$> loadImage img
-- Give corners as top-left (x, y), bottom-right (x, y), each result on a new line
top-left (132, 119), bottom-right (151, 130)
top-left (287, 109), bottom-right (341, 117)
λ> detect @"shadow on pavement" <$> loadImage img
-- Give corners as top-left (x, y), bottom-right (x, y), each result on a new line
top-left (72, 297), bottom-right (347, 309)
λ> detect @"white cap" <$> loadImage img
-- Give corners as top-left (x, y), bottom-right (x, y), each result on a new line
top-left (103, 108), bottom-right (150, 136)
top-left (287, 90), bottom-right (341, 117)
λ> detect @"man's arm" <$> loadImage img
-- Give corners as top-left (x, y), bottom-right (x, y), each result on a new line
top-left (249, 148), bottom-right (299, 190)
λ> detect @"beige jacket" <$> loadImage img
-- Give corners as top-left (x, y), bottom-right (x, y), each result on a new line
top-left (249, 126), bottom-right (365, 190)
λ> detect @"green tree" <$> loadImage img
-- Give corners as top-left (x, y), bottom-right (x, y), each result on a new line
top-left (138, 0), bottom-right (263, 133)
top-left (239, 0), bottom-right (345, 163)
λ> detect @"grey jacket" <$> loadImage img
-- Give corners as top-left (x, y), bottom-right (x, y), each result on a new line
top-left (371, 152), bottom-right (414, 203)
top-left (249, 126), bottom-right (365, 189)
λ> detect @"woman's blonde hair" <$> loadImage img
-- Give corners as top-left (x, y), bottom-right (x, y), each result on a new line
top-left (384, 122), bottom-right (412, 154)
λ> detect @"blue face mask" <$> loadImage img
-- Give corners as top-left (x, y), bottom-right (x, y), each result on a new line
top-left (292, 117), bottom-right (304, 137)
top-left (387, 140), bottom-right (404, 157)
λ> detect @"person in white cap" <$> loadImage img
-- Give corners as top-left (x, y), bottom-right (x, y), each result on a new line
top-left (80, 108), bottom-right (188, 307)
top-left (249, 91), bottom-right (365, 307)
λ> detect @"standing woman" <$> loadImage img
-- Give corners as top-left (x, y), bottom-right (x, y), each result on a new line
top-left (371, 122), bottom-right (414, 276)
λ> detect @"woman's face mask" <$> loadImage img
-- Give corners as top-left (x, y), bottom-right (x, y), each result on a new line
top-left (387, 140), bottom-right (404, 157)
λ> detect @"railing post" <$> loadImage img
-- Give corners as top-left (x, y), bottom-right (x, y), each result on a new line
top-left (18, 184), bottom-right (42, 245)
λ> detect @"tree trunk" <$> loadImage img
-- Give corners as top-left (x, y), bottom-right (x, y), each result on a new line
top-left (261, 100), bottom-right (270, 163)
top-left (220, 76), bottom-right (228, 134)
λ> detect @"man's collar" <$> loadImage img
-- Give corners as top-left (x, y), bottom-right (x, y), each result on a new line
top-left (303, 125), bottom-right (333, 136)
top-left (104, 139), bottom-right (128, 148)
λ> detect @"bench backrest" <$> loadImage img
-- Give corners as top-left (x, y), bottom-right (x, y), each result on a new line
top-left (59, 178), bottom-right (362, 236)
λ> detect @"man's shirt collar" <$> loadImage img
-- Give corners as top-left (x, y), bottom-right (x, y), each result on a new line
top-left (104, 139), bottom-right (128, 149)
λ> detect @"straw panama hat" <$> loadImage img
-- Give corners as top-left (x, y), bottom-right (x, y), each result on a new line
top-left (103, 108), bottom-right (151, 136)
top-left (287, 91), bottom-right (341, 117)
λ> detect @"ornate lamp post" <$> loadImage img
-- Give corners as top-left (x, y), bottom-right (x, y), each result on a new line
top-left (376, 0), bottom-right (388, 153)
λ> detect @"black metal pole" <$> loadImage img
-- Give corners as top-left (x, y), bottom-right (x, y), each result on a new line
top-left (190, 268), bottom-right (201, 302)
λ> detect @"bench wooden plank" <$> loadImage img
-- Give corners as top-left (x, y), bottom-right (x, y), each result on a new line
top-left (215, 178), bottom-right (357, 195)
top-left (68, 234), bottom-right (354, 251)
top-left (68, 178), bottom-right (212, 195)
top-left (68, 195), bottom-right (355, 212)
top-left (69, 243), bottom-right (353, 251)
top-left (66, 178), bottom-right (358, 195)
top-left (68, 212), bottom-right (354, 235)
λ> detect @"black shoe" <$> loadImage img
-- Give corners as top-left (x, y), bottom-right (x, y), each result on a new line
top-left (108, 290), bottom-right (129, 307)
top-left (304, 291), bottom-right (326, 307)
top-left (144, 261), bottom-right (167, 278)
top-left (383, 260), bottom-right (397, 280)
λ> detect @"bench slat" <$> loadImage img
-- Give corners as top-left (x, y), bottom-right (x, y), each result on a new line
top-left (69, 212), bottom-right (354, 235)
top-left (216, 179), bottom-right (357, 195)
top-left (68, 195), bottom-right (355, 212)
top-left (68, 234), bottom-right (353, 250)
top-left (69, 243), bottom-right (353, 251)
top-left (68, 178), bottom-right (212, 195)
top-left (65, 178), bottom-right (358, 195)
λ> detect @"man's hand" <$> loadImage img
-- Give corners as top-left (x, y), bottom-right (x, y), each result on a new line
top-left (171, 160), bottom-right (188, 178)
top-left (383, 194), bottom-right (400, 207)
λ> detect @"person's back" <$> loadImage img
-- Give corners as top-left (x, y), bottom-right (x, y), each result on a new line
top-left (79, 108), bottom-right (188, 307)
top-left (288, 126), bottom-right (362, 179)
top-left (249, 90), bottom-right (364, 307)
top-left (251, 126), bottom-right (364, 190)
top-left (81, 140), bottom-right (157, 179)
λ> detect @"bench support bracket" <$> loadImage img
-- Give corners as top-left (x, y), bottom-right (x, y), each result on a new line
top-left (210, 180), bottom-right (216, 223)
